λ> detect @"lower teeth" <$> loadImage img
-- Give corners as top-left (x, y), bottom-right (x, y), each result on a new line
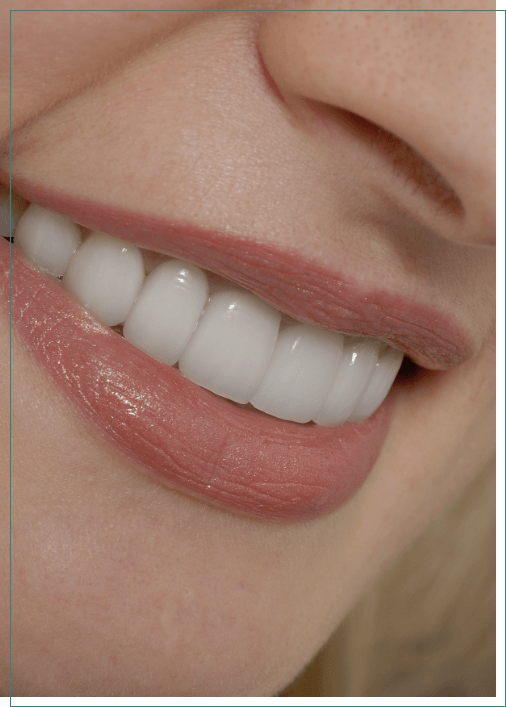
top-left (12, 202), bottom-right (404, 426)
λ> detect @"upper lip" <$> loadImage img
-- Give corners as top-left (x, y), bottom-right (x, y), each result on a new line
top-left (4, 173), bottom-right (472, 369)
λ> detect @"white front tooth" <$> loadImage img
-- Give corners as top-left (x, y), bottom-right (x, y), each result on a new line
top-left (178, 289), bottom-right (281, 404)
top-left (64, 232), bottom-right (144, 326)
top-left (249, 324), bottom-right (344, 424)
top-left (313, 338), bottom-right (382, 426)
top-left (14, 204), bottom-right (82, 277)
top-left (123, 259), bottom-right (208, 365)
top-left (0, 188), bottom-right (26, 238)
top-left (348, 346), bottom-right (403, 422)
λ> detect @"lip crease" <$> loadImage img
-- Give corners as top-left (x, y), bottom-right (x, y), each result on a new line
top-left (4, 175), bottom-right (472, 370)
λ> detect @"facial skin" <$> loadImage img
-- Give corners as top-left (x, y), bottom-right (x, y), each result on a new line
top-left (0, 3), bottom-right (495, 697)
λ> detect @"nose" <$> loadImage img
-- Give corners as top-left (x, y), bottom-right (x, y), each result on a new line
top-left (258, 10), bottom-right (495, 246)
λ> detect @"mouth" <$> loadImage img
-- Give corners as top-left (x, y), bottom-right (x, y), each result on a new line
top-left (1, 177), bottom-right (473, 521)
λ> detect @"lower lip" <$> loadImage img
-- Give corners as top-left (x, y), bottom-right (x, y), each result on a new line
top-left (3, 238), bottom-right (393, 521)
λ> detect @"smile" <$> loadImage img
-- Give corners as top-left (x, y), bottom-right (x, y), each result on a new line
top-left (1, 178), bottom-right (472, 521)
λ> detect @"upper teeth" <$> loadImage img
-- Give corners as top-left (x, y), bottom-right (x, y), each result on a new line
top-left (13, 203), bottom-right (404, 426)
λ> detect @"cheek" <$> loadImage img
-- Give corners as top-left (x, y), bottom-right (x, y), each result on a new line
top-left (4, 8), bottom-right (211, 134)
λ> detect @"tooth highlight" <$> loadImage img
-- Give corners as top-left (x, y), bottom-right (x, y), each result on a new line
top-left (348, 346), bottom-right (403, 422)
top-left (250, 324), bottom-right (344, 423)
top-left (64, 232), bottom-right (144, 326)
top-left (14, 204), bottom-right (82, 277)
top-left (312, 338), bottom-right (382, 426)
top-left (123, 259), bottom-right (209, 365)
top-left (179, 289), bottom-right (281, 404)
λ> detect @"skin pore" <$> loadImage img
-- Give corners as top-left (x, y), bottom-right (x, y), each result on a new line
top-left (0, 3), bottom-right (495, 697)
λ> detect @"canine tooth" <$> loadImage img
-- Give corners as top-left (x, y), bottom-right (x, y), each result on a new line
top-left (249, 324), bottom-right (344, 424)
top-left (348, 346), bottom-right (403, 421)
top-left (178, 289), bottom-right (281, 404)
top-left (313, 338), bottom-right (381, 426)
top-left (123, 259), bottom-right (208, 365)
top-left (14, 204), bottom-right (82, 277)
top-left (64, 232), bottom-right (144, 326)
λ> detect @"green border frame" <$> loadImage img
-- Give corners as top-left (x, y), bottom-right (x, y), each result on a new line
top-left (0, 5), bottom-right (506, 707)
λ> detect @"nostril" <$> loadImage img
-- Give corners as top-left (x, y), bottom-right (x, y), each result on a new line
top-left (315, 106), bottom-right (464, 218)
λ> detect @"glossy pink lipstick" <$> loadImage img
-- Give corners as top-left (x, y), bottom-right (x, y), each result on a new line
top-left (3, 238), bottom-right (392, 520)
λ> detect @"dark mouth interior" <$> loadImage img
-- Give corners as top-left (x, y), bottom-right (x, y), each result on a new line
top-left (394, 355), bottom-right (427, 387)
